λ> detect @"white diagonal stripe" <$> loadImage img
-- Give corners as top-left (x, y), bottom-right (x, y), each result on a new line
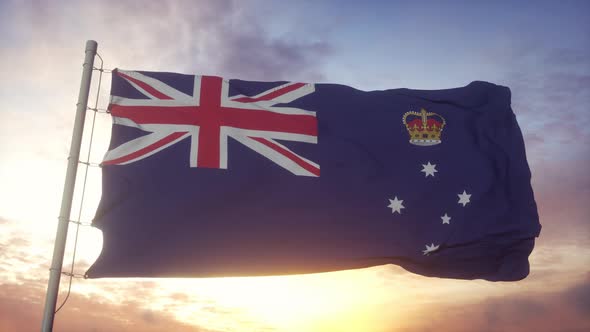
top-left (222, 127), bottom-right (317, 144)
top-left (111, 96), bottom-right (196, 107)
top-left (229, 82), bottom-right (313, 102)
top-left (103, 130), bottom-right (190, 164)
top-left (112, 117), bottom-right (198, 133)
top-left (118, 70), bottom-right (195, 102)
top-left (230, 134), bottom-right (318, 176)
top-left (222, 80), bottom-right (316, 116)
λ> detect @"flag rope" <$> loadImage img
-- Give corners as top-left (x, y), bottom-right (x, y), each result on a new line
top-left (93, 66), bottom-right (112, 73)
top-left (41, 40), bottom-right (98, 332)
top-left (77, 160), bottom-right (101, 167)
top-left (67, 219), bottom-right (93, 227)
top-left (54, 52), bottom-right (108, 314)
top-left (87, 107), bottom-right (110, 113)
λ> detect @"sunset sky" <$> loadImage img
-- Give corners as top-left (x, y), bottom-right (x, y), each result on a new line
top-left (1, 0), bottom-right (589, 331)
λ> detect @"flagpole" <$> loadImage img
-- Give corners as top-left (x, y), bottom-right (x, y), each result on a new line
top-left (41, 40), bottom-right (98, 332)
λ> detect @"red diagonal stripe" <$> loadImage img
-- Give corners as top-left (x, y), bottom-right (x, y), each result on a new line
top-left (102, 132), bottom-right (187, 165)
top-left (232, 83), bottom-right (306, 103)
top-left (118, 71), bottom-right (173, 100)
top-left (250, 137), bottom-right (320, 177)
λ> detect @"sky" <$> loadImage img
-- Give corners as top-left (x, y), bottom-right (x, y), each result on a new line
top-left (0, 0), bottom-right (589, 331)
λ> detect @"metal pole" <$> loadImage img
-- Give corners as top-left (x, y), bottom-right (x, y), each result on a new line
top-left (41, 40), bottom-right (98, 332)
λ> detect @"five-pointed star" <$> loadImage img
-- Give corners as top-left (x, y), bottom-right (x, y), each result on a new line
top-left (421, 161), bottom-right (438, 177)
top-left (422, 243), bottom-right (440, 255)
top-left (387, 196), bottom-right (405, 214)
top-left (441, 213), bottom-right (451, 224)
top-left (458, 190), bottom-right (471, 207)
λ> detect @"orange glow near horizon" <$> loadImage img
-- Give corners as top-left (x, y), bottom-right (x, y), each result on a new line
top-left (1, 1), bottom-right (590, 331)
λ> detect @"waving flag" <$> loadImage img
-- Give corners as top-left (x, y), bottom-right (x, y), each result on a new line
top-left (87, 69), bottom-right (541, 281)
top-left (105, 70), bottom-right (319, 176)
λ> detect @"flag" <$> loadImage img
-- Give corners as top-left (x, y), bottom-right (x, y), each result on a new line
top-left (86, 69), bottom-right (541, 281)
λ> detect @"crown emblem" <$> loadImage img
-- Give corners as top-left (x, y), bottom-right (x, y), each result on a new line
top-left (402, 108), bottom-right (446, 146)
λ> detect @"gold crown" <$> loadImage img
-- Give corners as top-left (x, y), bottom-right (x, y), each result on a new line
top-left (402, 108), bottom-right (446, 146)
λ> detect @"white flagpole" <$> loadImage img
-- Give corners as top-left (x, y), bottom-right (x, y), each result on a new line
top-left (41, 40), bottom-right (98, 332)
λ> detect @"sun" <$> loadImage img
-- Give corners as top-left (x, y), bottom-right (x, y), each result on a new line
top-left (139, 267), bottom-right (409, 332)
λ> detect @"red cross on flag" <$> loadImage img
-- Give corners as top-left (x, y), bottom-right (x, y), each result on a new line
top-left (104, 70), bottom-right (320, 177)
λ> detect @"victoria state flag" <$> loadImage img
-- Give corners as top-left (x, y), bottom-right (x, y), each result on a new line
top-left (86, 69), bottom-right (541, 281)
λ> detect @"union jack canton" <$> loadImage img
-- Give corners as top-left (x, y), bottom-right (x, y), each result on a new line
top-left (104, 69), bottom-right (320, 177)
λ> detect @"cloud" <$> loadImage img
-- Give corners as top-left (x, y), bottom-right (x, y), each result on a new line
top-left (214, 32), bottom-right (332, 81)
top-left (0, 2), bottom-right (588, 332)
top-left (398, 277), bottom-right (590, 332)
top-left (0, 282), bottom-right (215, 332)
top-left (497, 47), bottom-right (590, 162)
top-left (527, 163), bottom-right (590, 244)
top-left (0, 0), bottom-right (332, 81)
top-left (0, 0), bottom-right (335, 312)
top-left (475, 42), bottom-right (590, 165)
top-left (0, 0), bottom-right (335, 164)
top-left (563, 277), bottom-right (590, 315)
top-left (483, 298), bottom-right (547, 328)
top-left (478, 44), bottom-right (590, 245)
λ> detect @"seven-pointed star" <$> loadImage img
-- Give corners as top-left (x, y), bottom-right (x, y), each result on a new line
top-left (421, 161), bottom-right (438, 177)
top-left (422, 243), bottom-right (440, 255)
top-left (387, 196), bottom-right (405, 214)
top-left (441, 213), bottom-right (451, 224)
top-left (458, 190), bottom-right (471, 207)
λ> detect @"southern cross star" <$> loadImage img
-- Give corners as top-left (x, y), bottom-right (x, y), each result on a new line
top-left (441, 213), bottom-right (451, 224)
top-left (421, 161), bottom-right (438, 177)
top-left (387, 196), bottom-right (404, 214)
top-left (458, 190), bottom-right (471, 207)
top-left (422, 243), bottom-right (440, 255)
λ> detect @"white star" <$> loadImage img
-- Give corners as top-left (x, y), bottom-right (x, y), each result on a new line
top-left (441, 213), bottom-right (451, 224)
top-left (421, 162), bottom-right (438, 177)
top-left (422, 243), bottom-right (440, 255)
top-left (458, 190), bottom-right (471, 207)
top-left (387, 196), bottom-right (405, 214)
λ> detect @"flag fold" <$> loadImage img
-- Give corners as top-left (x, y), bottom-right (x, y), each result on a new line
top-left (86, 69), bottom-right (540, 281)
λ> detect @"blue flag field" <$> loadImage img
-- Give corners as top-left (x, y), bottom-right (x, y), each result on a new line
top-left (86, 69), bottom-right (541, 281)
